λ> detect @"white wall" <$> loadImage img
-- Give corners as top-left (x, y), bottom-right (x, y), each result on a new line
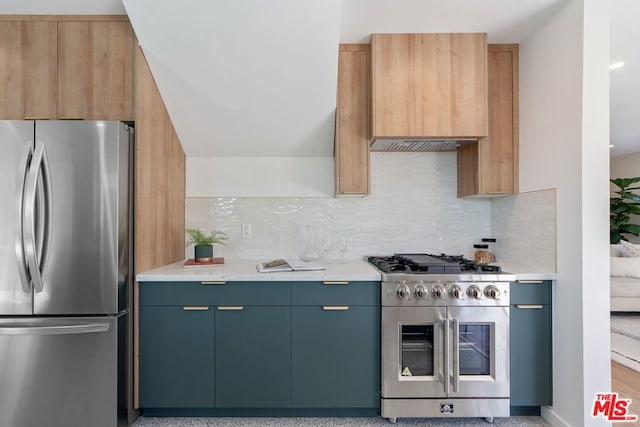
top-left (519, 0), bottom-right (610, 425)
top-left (611, 152), bottom-right (640, 178)
top-left (185, 152), bottom-right (491, 260)
top-left (187, 157), bottom-right (334, 197)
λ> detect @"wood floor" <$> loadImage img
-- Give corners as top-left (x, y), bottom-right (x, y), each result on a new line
top-left (612, 361), bottom-right (640, 426)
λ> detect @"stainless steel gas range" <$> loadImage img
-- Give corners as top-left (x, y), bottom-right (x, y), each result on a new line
top-left (366, 254), bottom-right (516, 424)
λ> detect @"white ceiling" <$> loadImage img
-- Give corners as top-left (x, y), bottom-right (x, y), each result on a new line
top-left (610, 0), bottom-right (640, 157)
top-left (1, 0), bottom-right (636, 158)
top-left (123, 0), bottom-right (341, 157)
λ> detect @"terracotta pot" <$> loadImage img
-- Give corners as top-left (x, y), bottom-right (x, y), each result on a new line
top-left (194, 245), bottom-right (213, 262)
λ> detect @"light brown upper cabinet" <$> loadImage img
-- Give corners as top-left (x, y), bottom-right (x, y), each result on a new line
top-left (335, 44), bottom-right (370, 197)
top-left (58, 21), bottom-right (134, 120)
top-left (0, 21), bottom-right (57, 119)
top-left (370, 33), bottom-right (488, 141)
top-left (457, 44), bottom-right (519, 198)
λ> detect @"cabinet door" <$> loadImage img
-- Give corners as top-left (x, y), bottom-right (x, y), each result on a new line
top-left (58, 21), bottom-right (134, 120)
top-left (371, 33), bottom-right (487, 139)
top-left (0, 21), bottom-right (57, 119)
top-left (140, 306), bottom-right (215, 408)
top-left (215, 306), bottom-right (291, 407)
top-left (335, 44), bottom-right (369, 197)
top-left (292, 306), bottom-right (380, 408)
top-left (457, 44), bottom-right (519, 198)
top-left (479, 45), bottom-right (518, 195)
top-left (510, 303), bottom-right (552, 406)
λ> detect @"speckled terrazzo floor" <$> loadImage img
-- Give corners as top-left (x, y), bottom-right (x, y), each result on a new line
top-left (132, 416), bottom-right (550, 427)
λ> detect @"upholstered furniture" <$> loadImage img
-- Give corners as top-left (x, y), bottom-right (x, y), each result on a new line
top-left (611, 244), bottom-right (640, 312)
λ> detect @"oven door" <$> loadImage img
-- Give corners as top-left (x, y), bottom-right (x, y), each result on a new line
top-left (381, 306), bottom-right (447, 398)
top-left (447, 306), bottom-right (509, 398)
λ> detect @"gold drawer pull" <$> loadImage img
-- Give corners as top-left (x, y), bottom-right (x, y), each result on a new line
top-left (322, 306), bottom-right (350, 311)
top-left (515, 304), bottom-right (544, 309)
top-left (183, 306), bottom-right (210, 311)
top-left (323, 281), bottom-right (349, 285)
top-left (217, 306), bottom-right (244, 311)
top-left (516, 280), bottom-right (544, 284)
top-left (24, 117), bottom-right (50, 120)
top-left (201, 281), bottom-right (227, 285)
top-left (59, 117), bottom-right (84, 120)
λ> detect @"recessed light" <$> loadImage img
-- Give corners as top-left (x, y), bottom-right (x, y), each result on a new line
top-left (609, 62), bottom-right (625, 70)
top-left (609, 144), bottom-right (615, 148)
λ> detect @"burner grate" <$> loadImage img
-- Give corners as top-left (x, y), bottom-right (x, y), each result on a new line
top-left (367, 254), bottom-right (501, 274)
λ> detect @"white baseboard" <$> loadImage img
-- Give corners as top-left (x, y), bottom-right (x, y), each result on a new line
top-left (612, 351), bottom-right (640, 372)
top-left (541, 406), bottom-right (571, 427)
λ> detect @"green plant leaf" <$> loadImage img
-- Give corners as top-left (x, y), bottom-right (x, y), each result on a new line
top-left (622, 192), bottom-right (640, 202)
top-left (611, 177), bottom-right (640, 189)
top-left (620, 224), bottom-right (640, 235)
top-left (610, 176), bottom-right (640, 243)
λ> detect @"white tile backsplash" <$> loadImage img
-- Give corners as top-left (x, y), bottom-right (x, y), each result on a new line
top-left (490, 189), bottom-right (557, 272)
top-left (186, 152), bottom-right (492, 261)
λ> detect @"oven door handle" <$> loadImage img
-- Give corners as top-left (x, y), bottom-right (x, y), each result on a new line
top-left (452, 318), bottom-right (459, 393)
top-left (444, 316), bottom-right (450, 394)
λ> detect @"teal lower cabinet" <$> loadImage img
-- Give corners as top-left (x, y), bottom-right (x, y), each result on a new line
top-left (139, 280), bottom-right (380, 416)
top-left (291, 306), bottom-right (380, 408)
top-left (215, 306), bottom-right (291, 407)
top-left (510, 281), bottom-right (553, 415)
top-left (140, 305), bottom-right (215, 408)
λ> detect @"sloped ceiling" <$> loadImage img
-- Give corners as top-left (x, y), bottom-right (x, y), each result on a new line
top-left (123, 0), bottom-right (340, 157)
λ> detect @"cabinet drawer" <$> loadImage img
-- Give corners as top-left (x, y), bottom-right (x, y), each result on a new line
top-left (510, 281), bottom-right (551, 305)
top-left (292, 281), bottom-right (379, 306)
top-left (140, 282), bottom-right (291, 306)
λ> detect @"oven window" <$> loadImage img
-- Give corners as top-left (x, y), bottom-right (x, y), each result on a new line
top-left (401, 325), bottom-right (434, 376)
top-left (459, 324), bottom-right (491, 375)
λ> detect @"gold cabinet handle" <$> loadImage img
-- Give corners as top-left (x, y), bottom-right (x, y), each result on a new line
top-left (217, 306), bottom-right (244, 311)
top-left (24, 117), bottom-right (50, 120)
top-left (515, 304), bottom-right (543, 309)
top-left (322, 306), bottom-right (350, 311)
top-left (59, 117), bottom-right (84, 120)
top-left (516, 280), bottom-right (544, 284)
top-left (201, 281), bottom-right (227, 285)
top-left (323, 281), bottom-right (349, 285)
top-left (182, 306), bottom-right (210, 311)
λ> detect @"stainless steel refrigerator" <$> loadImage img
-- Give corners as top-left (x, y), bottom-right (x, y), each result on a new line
top-left (0, 121), bottom-right (134, 427)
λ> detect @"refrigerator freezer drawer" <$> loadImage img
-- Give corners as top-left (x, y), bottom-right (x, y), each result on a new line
top-left (0, 316), bottom-right (123, 427)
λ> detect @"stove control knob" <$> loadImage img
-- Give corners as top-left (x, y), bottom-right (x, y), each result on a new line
top-left (396, 283), bottom-right (411, 300)
top-left (467, 285), bottom-right (482, 300)
top-left (414, 284), bottom-right (428, 299)
top-left (484, 285), bottom-right (501, 300)
top-left (431, 284), bottom-right (445, 299)
top-left (449, 284), bottom-right (463, 299)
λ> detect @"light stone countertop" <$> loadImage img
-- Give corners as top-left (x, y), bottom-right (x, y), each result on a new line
top-left (136, 259), bottom-right (382, 282)
top-left (500, 263), bottom-right (557, 281)
top-left (136, 259), bottom-right (556, 283)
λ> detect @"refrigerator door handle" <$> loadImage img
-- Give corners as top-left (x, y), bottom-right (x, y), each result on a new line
top-left (14, 142), bottom-right (33, 293)
top-left (24, 140), bottom-right (51, 293)
top-left (0, 322), bottom-right (110, 336)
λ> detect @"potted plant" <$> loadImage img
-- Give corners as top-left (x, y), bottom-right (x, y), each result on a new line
top-left (610, 177), bottom-right (640, 243)
top-left (186, 228), bottom-right (229, 262)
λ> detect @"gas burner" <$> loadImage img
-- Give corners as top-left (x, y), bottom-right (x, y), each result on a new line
top-left (367, 253), bottom-right (502, 274)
